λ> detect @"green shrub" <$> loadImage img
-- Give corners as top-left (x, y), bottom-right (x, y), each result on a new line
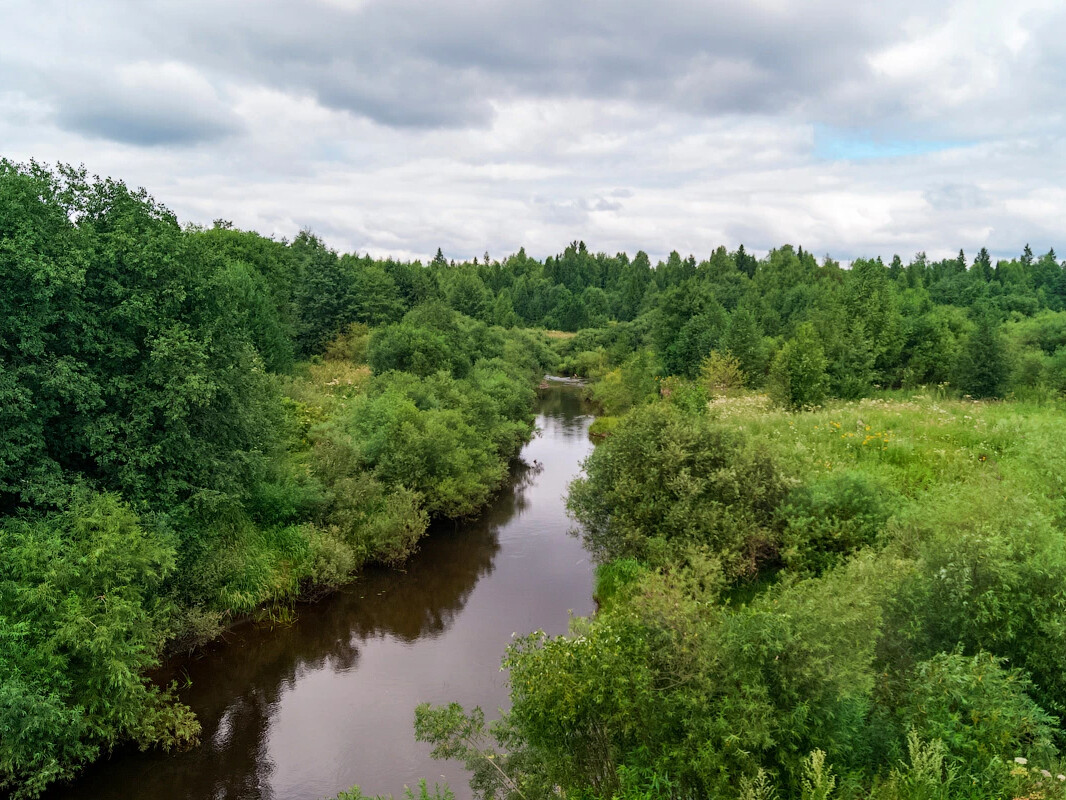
top-left (899, 652), bottom-right (1057, 779)
top-left (593, 558), bottom-right (648, 608)
top-left (780, 472), bottom-right (895, 574)
top-left (334, 779), bottom-right (455, 800)
top-left (0, 495), bottom-right (198, 797)
top-left (587, 415), bottom-right (621, 438)
top-left (883, 486), bottom-right (1066, 717)
top-left (700, 350), bottom-right (747, 397)
top-left (569, 403), bottom-right (790, 578)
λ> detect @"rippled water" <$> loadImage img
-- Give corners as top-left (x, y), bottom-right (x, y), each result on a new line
top-left (50, 385), bottom-right (596, 800)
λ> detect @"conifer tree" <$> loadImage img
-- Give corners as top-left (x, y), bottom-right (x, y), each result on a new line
top-left (769, 322), bottom-right (828, 409)
top-left (722, 306), bottom-right (765, 385)
top-left (957, 311), bottom-right (1008, 398)
top-left (973, 247), bottom-right (993, 281)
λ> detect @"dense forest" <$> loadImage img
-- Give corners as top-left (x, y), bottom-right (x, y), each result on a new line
top-left (4, 159), bottom-right (1066, 799)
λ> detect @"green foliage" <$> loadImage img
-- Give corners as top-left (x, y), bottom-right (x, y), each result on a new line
top-left (801, 750), bottom-right (836, 800)
top-left (700, 350), bottom-right (746, 397)
top-left (770, 323), bottom-right (829, 410)
top-left (339, 366), bottom-right (533, 518)
top-left (428, 391), bottom-right (1066, 800)
top-left (883, 485), bottom-right (1066, 718)
top-left (780, 472), bottom-right (894, 574)
top-left (722, 306), bottom-right (768, 385)
top-left (587, 415), bottom-right (621, 438)
top-left (0, 161), bottom-right (279, 511)
top-left (414, 703), bottom-right (538, 800)
top-left (900, 652), bottom-right (1057, 775)
top-left (0, 161), bottom-right (560, 793)
top-left (588, 349), bottom-right (659, 416)
top-left (956, 312), bottom-right (1008, 398)
top-left (568, 403), bottom-right (790, 578)
top-left (8, 160), bottom-right (1066, 797)
top-left (869, 732), bottom-right (956, 800)
top-left (333, 779), bottom-right (455, 800)
top-left (0, 495), bottom-right (198, 797)
top-left (593, 558), bottom-right (648, 608)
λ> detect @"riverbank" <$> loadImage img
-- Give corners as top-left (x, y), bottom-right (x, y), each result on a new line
top-left (46, 385), bottom-right (597, 800)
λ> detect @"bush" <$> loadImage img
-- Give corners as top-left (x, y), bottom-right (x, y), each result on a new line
top-left (700, 350), bottom-right (747, 397)
top-left (898, 652), bottom-right (1057, 780)
top-left (593, 558), bottom-right (648, 608)
top-left (0, 495), bottom-right (198, 797)
top-left (568, 403), bottom-right (790, 578)
top-left (780, 472), bottom-right (895, 574)
top-left (883, 486), bottom-right (1066, 717)
top-left (589, 350), bottom-right (659, 415)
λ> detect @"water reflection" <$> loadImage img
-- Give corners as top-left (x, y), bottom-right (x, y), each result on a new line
top-left (48, 386), bottom-right (596, 800)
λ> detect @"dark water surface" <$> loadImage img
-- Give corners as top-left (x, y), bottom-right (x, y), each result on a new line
top-left (50, 385), bottom-right (596, 800)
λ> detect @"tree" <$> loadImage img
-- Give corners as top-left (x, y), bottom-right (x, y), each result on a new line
top-left (700, 351), bottom-right (745, 397)
top-left (293, 231), bottom-right (357, 354)
top-left (443, 269), bottom-right (491, 320)
top-left (956, 311), bottom-right (1008, 398)
top-left (973, 247), bottom-right (993, 282)
top-left (0, 495), bottom-right (198, 795)
top-left (735, 243), bottom-right (758, 278)
top-left (722, 307), bottom-right (766, 385)
top-left (769, 323), bottom-right (829, 409)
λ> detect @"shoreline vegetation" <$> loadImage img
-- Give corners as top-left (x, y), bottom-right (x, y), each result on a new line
top-left (4, 159), bottom-right (1066, 799)
top-left (410, 389), bottom-right (1066, 800)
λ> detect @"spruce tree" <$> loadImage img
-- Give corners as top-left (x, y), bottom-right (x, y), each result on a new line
top-left (957, 312), bottom-right (1008, 398)
top-left (769, 322), bottom-right (828, 409)
top-left (973, 247), bottom-right (993, 281)
top-left (722, 307), bottom-right (765, 385)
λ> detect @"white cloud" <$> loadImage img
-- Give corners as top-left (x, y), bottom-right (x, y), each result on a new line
top-left (1, 0), bottom-right (1065, 264)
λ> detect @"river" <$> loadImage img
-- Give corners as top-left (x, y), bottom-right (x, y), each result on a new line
top-left (48, 384), bottom-right (597, 800)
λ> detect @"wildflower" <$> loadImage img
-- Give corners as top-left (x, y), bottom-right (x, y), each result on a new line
top-left (1041, 769), bottom-right (1052, 778)
top-left (1015, 757), bottom-right (1029, 766)
top-left (1056, 774), bottom-right (1064, 781)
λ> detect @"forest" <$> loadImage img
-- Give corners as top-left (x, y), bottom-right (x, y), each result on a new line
top-left (3, 159), bottom-right (1066, 800)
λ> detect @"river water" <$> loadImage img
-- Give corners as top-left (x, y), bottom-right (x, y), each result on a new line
top-left (49, 384), bottom-right (596, 800)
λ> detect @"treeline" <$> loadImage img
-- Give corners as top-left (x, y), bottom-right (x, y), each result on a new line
top-left (259, 234), bottom-right (1066, 406)
top-left (0, 161), bottom-right (555, 797)
top-left (546, 244), bottom-right (1066, 410)
top-left (296, 238), bottom-right (1066, 406)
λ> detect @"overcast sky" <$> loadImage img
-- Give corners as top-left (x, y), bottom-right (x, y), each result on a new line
top-left (2, 0), bottom-right (1064, 263)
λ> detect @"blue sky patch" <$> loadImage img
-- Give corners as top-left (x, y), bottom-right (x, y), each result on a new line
top-left (813, 126), bottom-right (973, 161)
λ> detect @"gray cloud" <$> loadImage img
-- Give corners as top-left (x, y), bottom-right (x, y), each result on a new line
top-left (54, 91), bottom-right (239, 146)
top-left (3, 0), bottom-right (934, 131)
top-left (2, 0), bottom-right (1066, 264)
top-left (924, 183), bottom-right (991, 212)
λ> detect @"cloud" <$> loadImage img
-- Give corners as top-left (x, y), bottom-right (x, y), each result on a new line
top-left (51, 62), bottom-right (241, 146)
top-left (1, 0), bottom-right (1066, 264)
top-left (924, 183), bottom-right (991, 212)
